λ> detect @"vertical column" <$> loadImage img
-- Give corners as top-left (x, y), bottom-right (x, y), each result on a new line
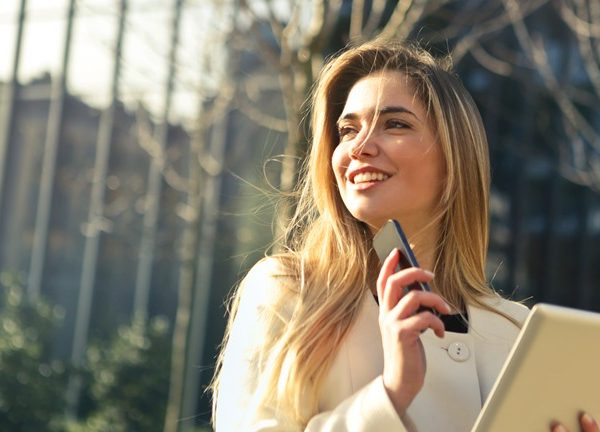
top-left (178, 105), bottom-right (229, 429)
top-left (133, 0), bottom-right (183, 323)
top-left (542, 171), bottom-right (561, 302)
top-left (162, 89), bottom-right (205, 432)
top-left (0, 0), bottom-right (27, 248)
top-left (27, 0), bottom-right (77, 300)
top-left (507, 122), bottom-right (531, 296)
top-left (179, 0), bottom-right (236, 426)
top-left (576, 187), bottom-right (593, 308)
top-left (65, 0), bottom-right (128, 417)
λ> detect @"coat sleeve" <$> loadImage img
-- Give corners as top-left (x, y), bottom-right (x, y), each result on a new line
top-left (214, 258), bottom-right (410, 432)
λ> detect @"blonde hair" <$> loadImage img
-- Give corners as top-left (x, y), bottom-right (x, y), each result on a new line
top-left (212, 40), bottom-right (515, 428)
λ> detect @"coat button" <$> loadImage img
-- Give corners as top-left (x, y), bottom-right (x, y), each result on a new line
top-left (447, 342), bottom-right (470, 362)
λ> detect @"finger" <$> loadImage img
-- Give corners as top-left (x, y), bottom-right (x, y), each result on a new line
top-left (381, 267), bottom-right (435, 312)
top-left (580, 412), bottom-right (599, 432)
top-left (391, 290), bottom-right (451, 320)
top-left (377, 248), bottom-right (400, 305)
top-left (550, 421), bottom-right (568, 432)
top-left (389, 310), bottom-right (446, 339)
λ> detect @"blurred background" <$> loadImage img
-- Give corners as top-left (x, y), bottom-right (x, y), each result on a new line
top-left (0, 0), bottom-right (599, 430)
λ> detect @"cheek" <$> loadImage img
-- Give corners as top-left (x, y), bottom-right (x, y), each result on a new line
top-left (330, 146), bottom-right (347, 184)
top-left (422, 149), bottom-right (446, 198)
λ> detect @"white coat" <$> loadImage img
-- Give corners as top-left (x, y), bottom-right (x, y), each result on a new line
top-left (215, 258), bottom-right (530, 431)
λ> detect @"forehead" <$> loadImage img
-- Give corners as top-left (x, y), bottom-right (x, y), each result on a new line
top-left (341, 70), bottom-right (423, 117)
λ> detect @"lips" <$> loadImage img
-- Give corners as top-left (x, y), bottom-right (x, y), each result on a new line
top-left (353, 172), bottom-right (389, 183)
top-left (348, 166), bottom-right (391, 184)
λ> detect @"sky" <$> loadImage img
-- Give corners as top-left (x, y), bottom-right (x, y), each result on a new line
top-left (0, 0), bottom-right (231, 125)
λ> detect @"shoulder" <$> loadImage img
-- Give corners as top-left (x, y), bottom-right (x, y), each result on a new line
top-left (476, 295), bottom-right (531, 328)
top-left (222, 257), bottom-right (300, 366)
top-left (236, 256), bottom-right (299, 324)
top-left (240, 256), bottom-right (297, 299)
top-left (243, 255), bottom-right (294, 282)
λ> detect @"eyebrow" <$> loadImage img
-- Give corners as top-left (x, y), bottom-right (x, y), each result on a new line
top-left (336, 105), bottom-right (419, 127)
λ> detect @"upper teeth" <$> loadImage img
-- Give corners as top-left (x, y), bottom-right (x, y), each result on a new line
top-left (353, 172), bottom-right (389, 183)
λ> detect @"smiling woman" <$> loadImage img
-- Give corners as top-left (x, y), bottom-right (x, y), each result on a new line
top-left (332, 70), bottom-right (445, 246)
top-left (209, 40), bottom-right (597, 432)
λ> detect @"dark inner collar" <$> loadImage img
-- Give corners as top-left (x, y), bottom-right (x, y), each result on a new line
top-left (372, 292), bottom-right (469, 333)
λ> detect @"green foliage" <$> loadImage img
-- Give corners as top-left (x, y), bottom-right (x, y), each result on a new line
top-left (0, 272), bottom-right (68, 432)
top-left (0, 271), bottom-right (172, 431)
top-left (70, 316), bottom-right (172, 432)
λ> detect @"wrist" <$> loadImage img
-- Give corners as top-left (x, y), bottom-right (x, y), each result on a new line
top-left (382, 379), bottom-right (411, 416)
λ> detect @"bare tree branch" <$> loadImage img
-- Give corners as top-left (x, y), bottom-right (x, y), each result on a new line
top-left (134, 105), bottom-right (190, 193)
top-left (362, 0), bottom-right (388, 37)
top-left (569, 0), bottom-right (600, 97)
top-left (495, 0), bottom-right (600, 191)
top-left (132, 74), bottom-right (235, 195)
top-left (378, 0), bottom-right (415, 40)
top-left (470, 41), bottom-right (514, 76)
top-left (301, 0), bottom-right (326, 48)
top-left (451, 0), bottom-right (550, 63)
top-left (395, 0), bottom-right (437, 40)
top-left (380, 0), bottom-right (453, 42)
top-left (558, 0), bottom-right (600, 38)
top-left (559, 116), bottom-right (600, 191)
top-left (350, 0), bottom-right (366, 41)
top-left (305, 0), bottom-right (340, 78)
top-left (426, 0), bottom-right (504, 42)
top-left (503, 0), bottom-right (600, 153)
top-left (281, 0), bottom-right (303, 48)
top-left (236, 96), bottom-right (288, 132)
top-left (135, 105), bottom-right (165, 171)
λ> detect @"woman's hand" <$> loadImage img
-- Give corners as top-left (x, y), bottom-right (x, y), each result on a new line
top-left (377, 248), bottom-right (451, 416)
top-left (551, 413), bottom-right (599, 432)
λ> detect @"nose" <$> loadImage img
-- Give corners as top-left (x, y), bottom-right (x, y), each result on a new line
top-left (349, 129), bottom-right (379, 159)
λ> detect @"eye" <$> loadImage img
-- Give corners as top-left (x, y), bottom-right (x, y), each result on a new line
top-left (385, 119), bottom-right (410, 130)
top-left (337, 125), bottom-right (358, 141)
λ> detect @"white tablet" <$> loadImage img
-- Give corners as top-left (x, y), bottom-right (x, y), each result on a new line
top-left (472, 303), bottom-right (600, 432)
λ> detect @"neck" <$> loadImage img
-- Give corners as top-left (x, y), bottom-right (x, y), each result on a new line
top-left (368, 219), bottom-right (441, 298)
top-left (404, 221), bottom-right (439, 273)
top-left (370, 215), bottom-right (440, 272)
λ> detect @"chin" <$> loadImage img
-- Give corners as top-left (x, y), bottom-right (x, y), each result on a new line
top-left (348, 209), bottom-right (387, 232)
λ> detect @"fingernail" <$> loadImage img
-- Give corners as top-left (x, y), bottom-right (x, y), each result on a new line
top-left (424, 270), bottom-right (434, 278)
top-left (444, 302), bottom-right (452, 313)
top-left (581, 413), bottom-right (596, 426)
top-left (553, 424), bottom-right (567, 432)
top-left (388, 248), bottom-right (398, 258)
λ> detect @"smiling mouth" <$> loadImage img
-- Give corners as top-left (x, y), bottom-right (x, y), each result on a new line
top-left (352, 172), bottom-right (390, 184)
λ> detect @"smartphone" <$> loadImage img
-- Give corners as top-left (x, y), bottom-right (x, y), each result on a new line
top-left (373, 219), bottom-right (436, 314)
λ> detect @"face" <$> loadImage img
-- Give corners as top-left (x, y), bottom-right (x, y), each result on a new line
top-left (331, 70), bottom-right (445, 233)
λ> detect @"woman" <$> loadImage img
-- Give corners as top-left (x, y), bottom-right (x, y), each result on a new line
top-left (211, 41), bottom-right (597, 431)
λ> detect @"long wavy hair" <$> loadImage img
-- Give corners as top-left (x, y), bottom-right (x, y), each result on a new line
top-left (212, 40), bottom-right (515, 428)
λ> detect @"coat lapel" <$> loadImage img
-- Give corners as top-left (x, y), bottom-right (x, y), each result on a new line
top-left (319, 292), bottom-right (525, 432)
